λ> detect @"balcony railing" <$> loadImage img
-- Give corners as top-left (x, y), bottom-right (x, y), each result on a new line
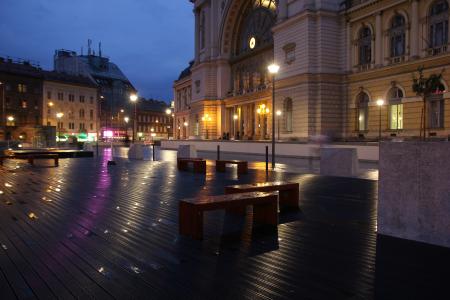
top-left (387, 55), bottom-right (406, 65)
top-left (427, 44), bottom-right (449, 56)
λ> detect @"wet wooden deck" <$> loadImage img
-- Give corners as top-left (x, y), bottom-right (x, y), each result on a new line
top-left (0, 155), bottom-right (448, 299)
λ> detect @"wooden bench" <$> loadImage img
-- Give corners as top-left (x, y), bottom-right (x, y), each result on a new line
top-left (216, 160), bottom-right (248, 174)
top-left (177, 157), bottom-right (206, 173)
top-left (225, 181), bottom-right (300, 211)
top-left (179, 191), bottom-right (278, 240)
top-left (0, 154), bottom-right (59, 167)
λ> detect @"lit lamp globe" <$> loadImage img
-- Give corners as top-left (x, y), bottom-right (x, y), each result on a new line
top-left (56, 112), bottom-right (64, 119)
top-left (166, 108), bottom-right (172, 115)
top-left (130, 94), bottom-right (138, 102)
top-left (7, 116), bottom-right (15, 122)
top-left (124, 117), bottom-right (130, 123)
top-left (376, 99), bottom-right (384, 106)
top-left (233, 114), bottom-right (238, 120)
top-left (268, 64), bottom-right (280, 74)
top-left (276, 110), bottom-right (282, 116)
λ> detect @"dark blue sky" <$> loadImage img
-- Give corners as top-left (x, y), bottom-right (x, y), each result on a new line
top-left (0, 0), bottom-right (194, 102)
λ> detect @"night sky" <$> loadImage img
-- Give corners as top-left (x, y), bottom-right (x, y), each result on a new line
top-left (0, 0), bottom-right (194, 102)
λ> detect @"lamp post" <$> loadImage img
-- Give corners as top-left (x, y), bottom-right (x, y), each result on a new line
top-left (276, 110), bottom-right (282, 141)
top-left (130, 94), bottom-right (138, 143)
top-left (268, 63), bottom-right (280, 169)
top-left (376, 99), bottom-right (384, 141)
top-left (201, 114), bottom-right (212, 139)
top-left (233, 114), bottom-right (238, 139)
top-left (47, 101), bottom-right (54, 125)
top-left (183, 122), bottom-right (188, 139)
top-left (166, 108), bottom-right (172, 139)
top-left (56, 112), bottom-right (64, 147)
top-left (0, 82), bottom-right (5, 141)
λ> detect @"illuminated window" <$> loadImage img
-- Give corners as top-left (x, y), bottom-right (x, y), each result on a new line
top-left (253, 0), bottom-right (276, 10)
top-left (388, 88), bottom-right (404, 130)
top-left (18, 84), bottom-right (27, 93)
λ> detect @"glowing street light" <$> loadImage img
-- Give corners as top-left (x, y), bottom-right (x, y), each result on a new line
top-left (276, 110), bottom-right (282, 141)
top-left (268, 63), bottom-right (280, 169)
top-left (130, 93), bottom-right (138, 142)
top-left (56, 112), bottom-right (64, 146)
top-left (376, 99), bottom-right (384, 141)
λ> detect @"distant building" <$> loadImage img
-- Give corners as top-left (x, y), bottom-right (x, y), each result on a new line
top-left (136, 99), bottom-right (173, 141)
top-left (53, 43), bottom-right (136, 133)
top-left (43, 71), bottom-right (99, 142)
top-left (0, 57), bottom-right (45, 144)
top-left (173, 61), bottom-right (193, 139)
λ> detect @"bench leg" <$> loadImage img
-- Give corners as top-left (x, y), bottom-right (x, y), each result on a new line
top-left (237, 163), bottom-right (248, 175)
top-left (253, 201), bottom-right (278, 226)
top-left (179, 202), bottom-right (203, 240)
top-left (279, 189), bottom-right (300, 211)
top-left (54, 158), bottom-right (59, 167)
top-left (0, 159), bottom-right (3, 166)
top-left (28, 158), bottom-right (34, 166)
top-left (216, 161), bottom-right (226, 172)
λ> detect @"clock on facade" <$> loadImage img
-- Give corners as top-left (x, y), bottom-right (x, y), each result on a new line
top-left (249, 37), bottom-right (256, 49)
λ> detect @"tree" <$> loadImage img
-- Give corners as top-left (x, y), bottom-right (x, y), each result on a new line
top-left (412, 66), bottom-right (444, 140)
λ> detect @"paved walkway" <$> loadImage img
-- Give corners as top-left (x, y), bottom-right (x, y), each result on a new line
top-left (0, 152), bottom-right (448, 299)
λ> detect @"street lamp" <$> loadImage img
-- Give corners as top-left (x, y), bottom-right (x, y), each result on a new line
top-left (201, 114), bottom-right (212, 139)
top-left (376, 99), bottom-right (384, 141)
top-left (130, 94), bottom-right (138, 143)
top-left (47, 102), bottom-right (54, 126)
top-left (268, 63), bottom-right (280, 169)
top-left (276, 110), bottom-right (282, 141)
top-left (233, 114), bottom-right (238, 139)
top-left (56, 112), bottom-right (64, 147)
top-left (165, 108), bottom-right (173, 139)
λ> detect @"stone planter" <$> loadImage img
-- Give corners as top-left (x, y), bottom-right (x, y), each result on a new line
top-left (320, 148), bottom-right (359, 177)
top-left (378, 142), bottom-right (450, 248)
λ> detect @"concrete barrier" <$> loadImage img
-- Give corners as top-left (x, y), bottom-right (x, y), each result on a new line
top-left (128, 144), bottom-right (152, 160)
top-left (177, 144), bottom-right (197, 158)
top-left (161, 140), bottom-right (379, 161)
top-left (320, 148), bottom-right (359, 177)
top-left (378, 142), bottom-right (450, 248)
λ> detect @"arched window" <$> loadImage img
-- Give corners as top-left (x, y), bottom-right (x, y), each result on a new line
top-left (390, 15), bottom-right (406, 58)
top-left (283, 98), bottom-right (293, 132)
top-left (429, 0), bottom-right (449, 48)
top-left (358, 27), bottom-right (372, 65)
top-left (357, 92), bottom-right (369, 131)
top-left (388, 87), bottom-right (404, 130)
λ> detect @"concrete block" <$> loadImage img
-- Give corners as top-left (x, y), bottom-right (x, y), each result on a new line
top-left (177, 144), bottom-right (197, 158)
top-left (378, 142), bottom-right (450, 248)
top-left (320, 147), bottom-right (359, 177)
top-left (128, 144), bottom-right (144, 160)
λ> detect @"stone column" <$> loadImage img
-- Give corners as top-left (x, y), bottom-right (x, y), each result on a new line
top-left (375, 12), bottom-right (383, 67)
top-left (346, 20), bottom-right (352, 71)
top-left (410, 0), bottom-right (419, 58)
top-left (278, 0), bottom-right (288, 22)
top-left (194, 8), bottom-right (200, 64)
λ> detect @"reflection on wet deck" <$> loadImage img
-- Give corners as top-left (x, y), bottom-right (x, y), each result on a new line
top-left (0, 149), bottom-right (446, 299)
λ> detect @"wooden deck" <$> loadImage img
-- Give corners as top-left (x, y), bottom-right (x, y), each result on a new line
top-left (0, 155), bottom-right (448, 299)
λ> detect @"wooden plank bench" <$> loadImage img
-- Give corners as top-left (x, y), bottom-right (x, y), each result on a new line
top-left (0, 154), bottom-right (59, 167)
top-left (225, 181), bottom-right (300, 211)
top-left (215, 160), bottom-right (248, 174)
top-left (179, 191), bottom-right (278, 240)
top-left (177, 157), bottom-right (206, 173)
